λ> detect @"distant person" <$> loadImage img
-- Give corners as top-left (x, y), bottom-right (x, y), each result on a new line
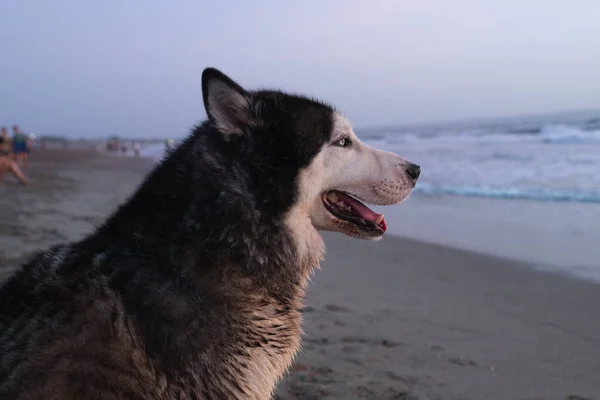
top-left (164, 139), bottom-right (175, 156)
top-left (0, 127), bottom-right (11, 156)
top-left (0, 153), bottom-right (29, 185)
top-left (132, 141), bottom-right (141, 157)
top-left (12, 125), bottom-right (30, 166)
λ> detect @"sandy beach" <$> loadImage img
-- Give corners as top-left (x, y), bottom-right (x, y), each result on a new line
top-left (1, 150), bottom-right (599, 400)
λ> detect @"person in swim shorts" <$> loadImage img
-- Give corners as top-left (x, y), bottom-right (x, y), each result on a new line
top-left (12, 125), bottom-right (30, 166)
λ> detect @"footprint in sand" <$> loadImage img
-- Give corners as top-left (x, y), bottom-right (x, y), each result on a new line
top-left (340, 336), bottom-right (404, 348)
top-left (446, 356), bottom-right (478, 368)
top-left (566, 396), bottom-right (595, 400)
top-left (324, 304), bottom-right (352, 312)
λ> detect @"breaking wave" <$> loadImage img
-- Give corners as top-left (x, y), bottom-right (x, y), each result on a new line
top-left (363, 123), bottom-right (600, 145)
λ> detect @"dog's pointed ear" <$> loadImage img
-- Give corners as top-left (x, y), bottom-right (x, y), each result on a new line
top-left (202, 68), bottom-right (252, 136)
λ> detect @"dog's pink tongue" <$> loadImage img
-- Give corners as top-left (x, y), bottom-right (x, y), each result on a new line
top-left (338, 192), bottom-right (386, 230)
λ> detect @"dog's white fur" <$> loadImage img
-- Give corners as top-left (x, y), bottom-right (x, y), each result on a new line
top-left (286, 113), bottom-right (416, 267)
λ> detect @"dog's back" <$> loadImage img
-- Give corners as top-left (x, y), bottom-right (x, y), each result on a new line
top-left (0, 244), bottom-right (165, 399)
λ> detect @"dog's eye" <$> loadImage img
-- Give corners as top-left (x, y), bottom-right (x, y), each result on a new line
top-left (334, 138), bottom-right (351, 147)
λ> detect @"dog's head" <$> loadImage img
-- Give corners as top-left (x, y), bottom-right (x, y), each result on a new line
top-left (201, 68), bottom-right (419, 242)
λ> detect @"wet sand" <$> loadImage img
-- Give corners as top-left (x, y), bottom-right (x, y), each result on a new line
top-left (1, 149), bottom-right (599, 400)
top-left (375, 194), bottom-right (600, 284)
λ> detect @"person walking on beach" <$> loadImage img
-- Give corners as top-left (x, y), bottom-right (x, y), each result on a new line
top-left (12, 125), bottom-right (30, 166)
top-left (0, 152), bottom-right (29, 185)
top-left (132, 141), bottom-right (141, 157)
top-left (164, 138), bottom-right (175, 156)
top-left (0, 127), bottom-right (11, 156)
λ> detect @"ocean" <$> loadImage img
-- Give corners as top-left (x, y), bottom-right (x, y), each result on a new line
top-left (357, 110), bottom-right (600, 283)
top-left (359, 109), bottom-right (600, 205)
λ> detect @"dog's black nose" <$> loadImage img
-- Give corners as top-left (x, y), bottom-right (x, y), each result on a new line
top-left (406, 163), bottom-right (420, 180)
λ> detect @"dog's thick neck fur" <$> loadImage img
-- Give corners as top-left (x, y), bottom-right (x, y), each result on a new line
top-left (95, 117), bottom-right (325, 297)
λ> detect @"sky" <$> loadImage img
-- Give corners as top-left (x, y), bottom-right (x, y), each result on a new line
top-left (1, 0), bottom-right (600, 139)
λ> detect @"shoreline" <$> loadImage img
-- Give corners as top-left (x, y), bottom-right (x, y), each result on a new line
top-left (133, 149), bottom-right (600, 284)
top-left (127, 149), bottom-right (600, 284)
top-left (4, 148), bottom-right (599, 284)
top-left (372, 192), bottom-right (600, 284)
top-left (3, 148), bottom-right (599, 284)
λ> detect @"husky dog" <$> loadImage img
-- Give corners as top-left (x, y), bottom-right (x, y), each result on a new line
top-left (0, 68), bottom-right (420, 399)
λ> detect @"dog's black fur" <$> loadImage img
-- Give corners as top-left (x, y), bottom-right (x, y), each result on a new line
top-left (0, 68), bottom-right (338, 399)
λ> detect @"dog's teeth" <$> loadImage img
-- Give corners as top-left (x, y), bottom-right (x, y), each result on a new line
top-left (375, 214), bottom-right (384, 225)
top-left (339, 202), bottom-right (351, 211)
top-left (328, 193), bottom-right (339, 203)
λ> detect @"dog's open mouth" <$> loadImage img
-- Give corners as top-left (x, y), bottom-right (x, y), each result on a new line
top-left (322, 190), bottom-right (386, 236)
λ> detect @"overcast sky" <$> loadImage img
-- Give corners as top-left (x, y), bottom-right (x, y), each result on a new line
top-left (1, 0), bottom-right (599, 138)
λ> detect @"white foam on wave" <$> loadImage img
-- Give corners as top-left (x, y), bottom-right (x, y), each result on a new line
top-left (414, 183), bottom-right (600, 204)
top-left (539, 124), bottom-right (600, 144)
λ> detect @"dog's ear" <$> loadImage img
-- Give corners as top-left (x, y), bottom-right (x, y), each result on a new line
top-left (202, 68), bottom-right (252, 136)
